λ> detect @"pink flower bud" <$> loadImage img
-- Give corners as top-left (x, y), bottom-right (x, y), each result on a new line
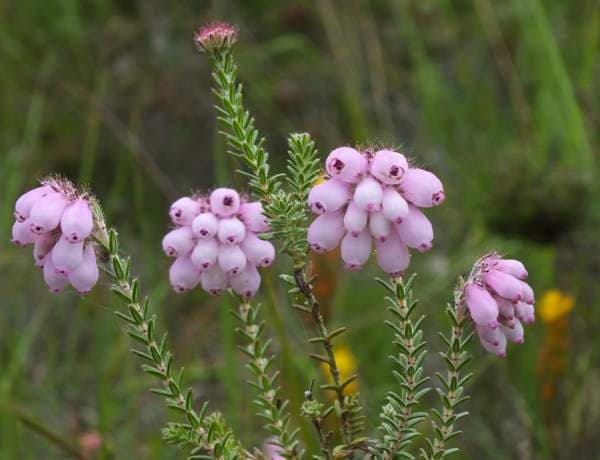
top-left (217, 217), bottom-right (246, 245)
top-left (29, 192), bottom-right (68, 234)
top-left (218, 244), bottom-right (247, 276)
top-left (375, 231), bottom-right (410, 277)
top-left (210, 188), bottom-right (240, 217)
top-left (341, 228), bottom-right (372, 271)
top-left (33, 233), bottom-right (57, 267)
top-left (240, 233), bottom-right (275, 267)
top-left (501, 320), bottom-right (525, 344)
top-left (343, 201), bottom-right (368, 237)
top-left (162, 226), bottom-right (195, 258)
top-left (14, 185), bottom-right (52, 222)
top-left (514, 301), bottom-right (535, 325)
top-left (68, 244), bottom-right (99, 295)
top-left (11, 220), bottom-right (36, 246)
top-left (495, 296), bottom-right (515, 320)
top-left (483, 269), bottom-right (522, 302)
top-left (370, 150), bottom-right (408, 184)
top-left (476, 324), bottom-right (503, 347)
top-left (60, 198), bottom-right (93, 243)
top-left (520, 281), bottom-right (535, 304)
top-left (368, 211), bottom-right (391, 242)
top-left (478, 328), bottom-right (507, 357)
top-left (465, 283), bottom-right (499, 328)
top-left (190, 238), bottom-right (219, 269)
top-left (325, 147), bottom-right (367, 183)
top-left (394, 205), bottom-right (433, 252)
top-left (238, 202), bottom-right (270, 233)
top-left (51, 235), bottom-right (84, 273)
top-left (308, 179), bottom-right (352, 215)
top-left (230, 264), bottom-right (261, 299)
top-left (169, 197), bottom-right (200, 226)
top-left (353, 176), bottom-right (383, 212)
top-left (169, 256), bottom-right (201, 293)
top-left (307, 211), bottom-right (345, 253)
top-left (200, 264), bottom-right (229, 295)
top-left (400, 168), bottom-right (445, 207)
top-left (493, 258), bottom-right (528, 280)
top-left (192, 212), bottom-right (219, 238)
top-left (381, 187), bottom-right (409, 224)
top-left (43, 257), bottom-right (69, 293)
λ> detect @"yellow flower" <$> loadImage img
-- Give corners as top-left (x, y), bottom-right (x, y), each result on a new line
top-left (538, 289), bottom-right (575, 323)
top-left (321, 345), bottom-right (358, 394)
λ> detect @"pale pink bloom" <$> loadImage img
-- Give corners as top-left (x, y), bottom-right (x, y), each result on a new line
top-left (375, 231), bottom-right (410, 277)
top-left (217, 217), bottom-right (246, 245)
top-left (217, 244), bottom-right (247, 276)
top-left (307, 211), bottom-right (345, 253)
top-left (353, 176), bottom-right (383, 212)
top-left (495, 296), bottom-right (515, 320)
top-left (200, 264), bottom-right (229, 296)
top-left (368, 211), bottom-right (391, 242)
top-left (192, 212), bottom-right (219, 238)
top-left (520, 281), bottom-right (535, 304)
top-left (169, 256), bottom-right (201, 293)
top-left (210, 188), bottom-right (241, 217)
top-left (68, 244), bottom-right (99, 294)
top-left (478, 327), bottom-right (507, 357)
top-left (11, 220), bottom-right (36, 246)
top-left (400, 168), bottom-right (445, 207)
top-left (341, 228), bottom-right (372, 271)
top-left (308, 179), bottom-right (351, 215)
top-left (29, 192), bottom-right (68, 234)
top-left (465, 283), bottom-right (499, 328)
top-left (501, 320), bottom-right (525, 344)
top-left (14, 185), bottom-right (52, 222)
top-left (162, 226), bottom-right (195, 258)
top-left (60, 198), bottom-right (93, 243)
top-left (51, 235), bottom-right (84, 273)
top-left (343, 201), bottom-right (368, 237)
top-left (169, 197), bottom-right (200, 226)
top-left (476, 324), bottom-right (503, 347)
top-left (493, 258), bottom-right (528, 280)
top-left (230, 264), bottom-right (261, 299)
top-left (238, 202), bottom-right (270, 233)
top-left (381, 187), bottom-right (409, 224)
top-left (240, 233), bottom-right (275, 268)
top-left (370, 149), bottom-right (408, 185)
top-left (43, 257), bottom-right (69, 293)
top-left (483, 269), bottom-right (522, 302)
top-left (33, 233), bottom-right (56, 267)
top-left (325, 147), bottom-right (367, 184)
top-left (190, 238), bottom-right (219, 270)
top-left (263, 437), bottom-right (285, 460)
top-left (395, 205), bottom-right (433, 252)
top-left (514, 301), bottom-right (535, 325)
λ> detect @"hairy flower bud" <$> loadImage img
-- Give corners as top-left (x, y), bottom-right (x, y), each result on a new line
top-left (29, 192), bottom-right (68, 234)
top-left (169, 197), bottom-right (200, 226)
top-left (230, 264), bottom-right (261, 299)
top-left (520, 281), bottom-right (535, 304)
top-left (501, 320), bottom-right (525, 344)
top-left (217, 217), bottom-right (246, 245)
top-left (162, 226), bottom-right (195, 258)
top-left (210, 188), bottom-right (241, 218)
top-left (478, 327), bottom-right (507, 357)
top-left (11, 220), bottom-right (36, 246)
top-left (465, 283), bottom-right (499, 328)
top-left (343, 201), bottom-right (368, 237)
top-left (68, 244), bottom-right (99, 295)
top-left (483, 269), bottom-right (522, 302)
top-left (169, 256), bottom-right (201, 293)
top-left (43, 257), bottom-right (69, 293)
top-left (493, 258), bottom-right (528, 280)
top-left (395, 205), bottom-right (433, 252)
top-left (476, 324), bottom-right (503, 347)
top-left (218, 244), bottom-right (247, 276)
top-left (51, 235), bottom-right (84, 273)
top-left (400, 168), bottom-right (445, 207)
top-left (307, 211), bottom-right (345, 253)
top-left (240, 233), bottom-right (275, 267)
top-left (238, 202), bottom-right (269, 233)
top-left (353, 176), bottom-right (383, 212)
top-left (14, 185), bottom-right (52, 222)
top-left (192, 212), bottom-right (219, 238)
top-left (370, 149), bottom-right (408, 184)
top-left (200, 264), bottom-right (229, 296)
top-left (194, 22), bottom-right (239, 53)
top-left (190, 238), bottom-right (219, 270)
top-left (341, 229), bottom-right (372, 271)
top-left (308, 179), bottom-right (352, 215)
top-left (375, 231), bottom-right (410, 277)
top-left (514, 301), bottom-right (535, 325)
top-left (368, 211), bottom-right (391, 242)
top-left (60, 198), bottom-right (93, 243)
top-left (33, 233), bottom-right (55, 267)
top-left (325, 147), bottom-right (367, 183)
top-left (381, 187), bottom-right (409, 224)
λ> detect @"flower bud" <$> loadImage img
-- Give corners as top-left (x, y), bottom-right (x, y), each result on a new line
top-left (29, 192), bottom-right (68, 234)
top-left (190, 238), bottom-right (219, 270)
top-left (68, 244), bottom-right (99, 295)
top-left (43, 257), bottom-right (69, 293)
top-left (514, 301), bottom-right (535, 325)
top-left (375, 231), bottom-right (410, 277)
top-left (343, 201), bottom-right (368, 237)
top-left (370, 150), bottom-right (408, 184)
top-left (483, 269), bottom-right (522, 302)
top-left (501, 319), bottom-right (525, 344)
top-left (169, 197), bottom-right (200, 226)
top-left (162, 226), bottom-right (195, 258)
top-left (11, 220), bottom-right (36, 246)
top-left (240, 233), bottom-right (275, 267)
top-left (395, 205), bottom-right (433, 252)
top-left (400, 168), bottom-right (445, 207)
top-left (381, 187), bottom-right (409, 223)
top-left (465, 283), bottom-right (499, 327)
top-left (476, 324), bottom-right (503, 347)
top-left (33, 232), bottom-right (57, 267)
top-left (210, 188), bottom-right (240, 217)
top-left (495, 296), bottom-right (515, 320)
top-left (51, 235), bottom-right (84, 273)
top-left (520, 281), bottom-right (535, 304)
top-left (478, 328), bottom-right (507, 357)
top-left (368, 211), bottom-right (391, 242)
top-left (200, 264), bottom-right (229, 295)
top-left (307, 211), bottom-right (345, 253)
top-left (238, 202), bottom-right (270, 233)
top-left (217, 217), bottom-right (246, 245)
top-left (218, 244), bottom-right (247, 276)
top-left (353, 176), bottom-right (383, 212)
top-left (230, 264), bottom-right (261, 299)
top-left (325, 147), bottom-right (367, 183)
top-left (60, 198), bottom-right (93, 243)
top-left (169, 256), bottom-right (201, 293)
top-left (341, 228), bottom-right (372, 271)
top-left (192, 212), bottom-right (219, 238)
top-left (14, 185), bottom-right (52, 222)
top-left (194, 22), bottom-right (239, 53)
top-left (308, 179), bottom-right (351, 215)
top-left (493, 258), bottom-right (528, 280)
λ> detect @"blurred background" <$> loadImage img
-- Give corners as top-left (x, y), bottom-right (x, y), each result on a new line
top-left (1, 0), bottom-right (599, 458)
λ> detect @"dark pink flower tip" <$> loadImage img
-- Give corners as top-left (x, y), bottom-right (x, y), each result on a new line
top-left (194, 22), bottom-right (239, 52)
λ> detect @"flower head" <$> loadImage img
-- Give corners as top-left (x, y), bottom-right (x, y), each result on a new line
top-left (11, 176), bottom-right (101, 295)
top-left (163, 189), bottom-right (273, 299)
top-left (307, 147), bottom-right (444, 275)
top-left (194, 22), bottom-right (239, 53)
top-left (461, 253), bottom-right (535, 357)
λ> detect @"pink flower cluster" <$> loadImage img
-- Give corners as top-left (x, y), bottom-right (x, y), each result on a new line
top-left (163, 188), bottom-right (274, 299)
top-left (464, 254), bottom-right (535, 357)
top-left (307, 147), bottom-right (444, 276)
top-left (11, 179), bottom-right (99, 294)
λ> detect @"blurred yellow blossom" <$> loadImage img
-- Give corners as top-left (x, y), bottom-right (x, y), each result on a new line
top-left (321, 345), bottom-right (358, 394)
top-left (539, 289), bottom-right (575, 323)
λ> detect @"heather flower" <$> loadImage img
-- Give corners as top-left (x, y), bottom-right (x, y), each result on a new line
top-left (307, 146), bottom-right (444, 275)
top-left (194, 21), bottom-right (239, 53)
top-left (11, 177), bottom-right (101, 294)
top-left (162, 189), bottom-right (274, 298)
top-left (461, 252), bottom-right (535, 356)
